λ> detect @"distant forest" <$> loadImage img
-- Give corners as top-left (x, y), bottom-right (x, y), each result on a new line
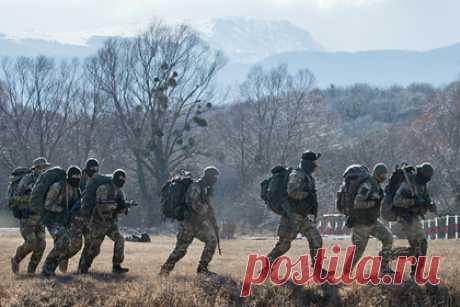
top-left (1, 22), bottom-right (459, 232)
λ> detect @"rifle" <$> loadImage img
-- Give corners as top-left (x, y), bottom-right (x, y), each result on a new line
top-left (215, 225), bottom-right (222, 256)
top-left (401, 164), bottom-right (438, 217)
top-left (209, 211), bottom-right (222, 256)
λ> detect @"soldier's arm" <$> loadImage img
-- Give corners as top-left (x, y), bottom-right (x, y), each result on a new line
top-left (287, 172), bottom-right (309, 200)
top-left (354, 181), bottom-right (378, 209)
top-left (186, 183), bottom-right (208, 216)
top-left (44, 183), bottom-right (64, 212)
top-left (393, 182), bottom-right (415, 208)
top-left (115, 190), bottom-right (128, 214)
top-left (96, 185), bottom-right (111, 204)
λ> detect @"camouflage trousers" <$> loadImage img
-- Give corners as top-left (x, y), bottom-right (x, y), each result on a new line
top-left (351, 219), bottom-right (393, 268)
top-left (397, 216), bottom-right (427, 257)
top-left (160, 219), bottom-right (217, 273)
top-left (267, 213), bottom-right (322, 266)
top-left (66, 214), bottom-right (90, 260)
top-left (13, 217), bottom-right (46, 273)
top-left (78, 219), bottom-right (125, 271)
top-left (42, 222), bottom-right (70, 274)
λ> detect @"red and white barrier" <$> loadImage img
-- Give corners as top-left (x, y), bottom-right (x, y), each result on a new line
top-left (317, 215), bottom-right (460, 240)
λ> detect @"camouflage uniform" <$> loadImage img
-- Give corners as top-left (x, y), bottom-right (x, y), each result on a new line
top-left (62, 171), bottom-right (93, 267)
top-left (42, 181), bottom-right (80, 275)
top-left (78, 183), bottom-right (126, 272)
top-left (267, 168), bottom-right (322, 265)
top-left (349, 176), bottom-right (393, 268)
top-left (393, 176), bottom-right (431, 260)
top-left (160, 179), bottom-right (218, 274)
top-left (11, 172), bottom-right (46, 273)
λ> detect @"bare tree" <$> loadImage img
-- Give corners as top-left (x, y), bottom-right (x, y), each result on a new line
top-left (0, 56), bottom-right (80, 167)
top-left (88, 22), bottom-right (225, 224)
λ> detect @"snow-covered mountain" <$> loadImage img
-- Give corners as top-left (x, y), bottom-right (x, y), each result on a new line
top-left (194, 17), bottom-right (323, 63)
top-left (1, 18), bottom-right (459, 88)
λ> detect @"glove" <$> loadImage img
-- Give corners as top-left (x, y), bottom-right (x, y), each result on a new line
top-left (427, 202), bottom-right (437, 213)
top-left (20, 208), bottom-right (32, 219)
top-left (415, 196), bottom-right (428, 206)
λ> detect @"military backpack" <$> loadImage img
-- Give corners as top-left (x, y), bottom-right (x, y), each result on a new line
top-left (381, 164), bottom-right (415, 221)
top-left (336, 164), bottom-right (370, 216)
top-left (82, 174), bottom-right (113, 210)
top-left (7, 167), bottom-right (32, 218)
top-left (260, 166), bottom-right (292, 215)
top-left (30, 167), bottom-right (67, 213)
top-left (160, 173), bottom-right (194, 221)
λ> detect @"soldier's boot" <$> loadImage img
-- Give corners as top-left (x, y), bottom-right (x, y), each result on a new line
top-left (159, 266), bottom-right (171, 277)
top-left (112, 265), bottom-right (129, 274)
top-left (197, 264), bottom-right (216, 275)
top-left (77, 256), bottom-right (93, 274)
top-left (77, 260), bottom-right (89, 274)
top-left (11, 257), bottom-right (19, 274)
top-left (59, 259), bottom-right (69, 274)
top-left (41, 266), bottom-right (56, 277)
top-left (27, 261), bottom-right (39, 274)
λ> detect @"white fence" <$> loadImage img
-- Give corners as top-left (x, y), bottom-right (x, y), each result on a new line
top-left (317, 214), bottom-right (460, 240)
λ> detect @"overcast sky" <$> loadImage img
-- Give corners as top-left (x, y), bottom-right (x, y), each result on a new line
top-left (0, 0), bottom-right (459, 51)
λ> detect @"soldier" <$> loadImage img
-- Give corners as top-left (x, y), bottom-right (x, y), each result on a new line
top-left (77, 169), bottom-right (129, 274)
top-left (267, 151), bottom-right (323, 268)
top-left (41, 166), bottom-right (82, 276)
top-left (10, 157), bottom-right (50, 274)
top-left (348, 163), bottom-right (393, 272)
top-left (160, 166), bottom-right (220, 275)
top-left (80, 158), bottom-right (99, 192)
top-left (59, 158), bottom-right (100, 273)
top-left (392, 162), bottom-right (435, 276)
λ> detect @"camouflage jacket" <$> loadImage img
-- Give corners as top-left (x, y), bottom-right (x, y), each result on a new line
top-left (43, 181), bottom-right (80, 224)
top-left (285, 169), bottom-right (317, 218)
top-left (94, 183), bottom-right (125, 222)
top-left (393, 174), bottom-right (431, 216)
top-left (350, 176), bottom-right (383, 225)
top-left (185, 180), bottom-right (216, 224)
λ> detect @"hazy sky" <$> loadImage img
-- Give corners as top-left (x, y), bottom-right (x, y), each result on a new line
top-left (0, 0), bottom-right (459, 51)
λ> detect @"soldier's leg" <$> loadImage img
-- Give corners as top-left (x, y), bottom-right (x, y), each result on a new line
top-left (195, 223), bottom-right (218, 273)
top-left (12, 221), bottom-right (35, 273)
top-left (66, 219), bottom-right (84, 259)
top-left (106, 222), bottom-right (125, 269)
top-left (351, 225), bottom-right (370, 268)
top-left (299, 218), bottom-right (323, 267)
top-left (28, 224), bottom-right (46, 273)
top-left (370, 220), bottom-right (394, 272)
top-left (400, 218), bottom-right (426, 276)
top-left (160, 223), bottom-right (194, 274)
top-left (42, 224), bottom-right (70, 275)
top-left (60, 219), bottom-right (85, 273)
top-left (267, 216), bottom-right (296, 263)
top-left (78, 224), bottom-right (107, 273)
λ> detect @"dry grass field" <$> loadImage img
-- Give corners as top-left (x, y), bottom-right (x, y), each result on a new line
top-left (0, 231), bottom-right (459, 306)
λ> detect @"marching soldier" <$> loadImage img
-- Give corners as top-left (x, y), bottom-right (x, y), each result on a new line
top-left (77, 169), bottom-right (129, 274)
top-left (267, 151), bottom-right (323, 268)
top-left (41, 166), bottom-right (82, 276)
top-left (160, 166), bottom-right (220, 275)
top-left (10, 157), bottom-right (50, 274)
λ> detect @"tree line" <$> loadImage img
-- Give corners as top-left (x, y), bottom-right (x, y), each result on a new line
top-left (0, 21), bottom-right (458, 232)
